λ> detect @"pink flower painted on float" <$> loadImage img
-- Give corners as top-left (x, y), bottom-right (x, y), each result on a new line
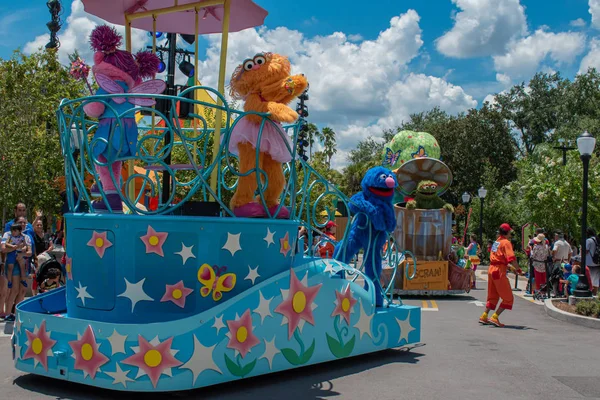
top-left (65, 255), bottom-right (73, 280)
top-left (331, 285), bottom-right (357, 325)
top-left (68, 325), bottom-right (109, 379)
top-left (122, 335), bottom-right (182, 388)
top-left (279, 231), bottom-right (292, 257)
top-left (160, 280), bottom-right (193, 308)
top-left (22, 320), bottom-right (57, 371)
top-left (87, 231), bottom-right (113, 258)
top-left (274, 269), bottom-right (322, 338)
top-left (140, 225), bottom-right (168, 257)
top-left (226, 309), bottom-right (260, 358)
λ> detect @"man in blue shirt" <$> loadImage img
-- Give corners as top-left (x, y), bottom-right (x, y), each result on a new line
top-left (3, 203), bottom-right (34, 234)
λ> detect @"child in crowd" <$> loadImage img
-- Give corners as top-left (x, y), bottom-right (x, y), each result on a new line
top-left (466, 234), bottom-right (481, 289)
top-left (40, 268), bottom-right (62, 292)
top-left (1, 224), bottom-right (30, 288)
top-left (560, 264), bottom-right (579, 297)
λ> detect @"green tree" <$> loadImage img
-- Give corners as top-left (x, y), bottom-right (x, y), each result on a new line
top-left (492, 72), bottom-right (567, 156)
top-left (320, 126), bottom-right (337, 167)
top-left (0, 49), bottom-right (85, 220)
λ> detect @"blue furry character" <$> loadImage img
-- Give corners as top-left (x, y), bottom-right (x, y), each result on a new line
top-left (335, 166), bottom-right (397, 306)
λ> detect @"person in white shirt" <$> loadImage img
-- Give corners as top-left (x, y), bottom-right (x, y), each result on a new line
top-left (552, 232), bottom-right (572, 265)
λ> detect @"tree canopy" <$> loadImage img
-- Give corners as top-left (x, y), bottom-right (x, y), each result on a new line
top-left (0, 49), bottom-right (85, 222)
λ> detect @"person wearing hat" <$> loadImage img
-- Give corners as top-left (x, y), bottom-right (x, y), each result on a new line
top-left (479, 223), bottom-right (523, 327)
top-left (530, 233), bottom-right (550, 292)
top-left (318, 221), bottom-right (337, 259)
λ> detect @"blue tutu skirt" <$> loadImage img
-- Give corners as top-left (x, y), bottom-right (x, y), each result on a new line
top-left (92, 117), bottom-right (137, 160)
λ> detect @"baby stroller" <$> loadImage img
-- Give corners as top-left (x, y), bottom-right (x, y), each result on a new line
top-left (533, 264), bottom-right (563, 301)
top-left (36, 256), bottom-right (63, 294)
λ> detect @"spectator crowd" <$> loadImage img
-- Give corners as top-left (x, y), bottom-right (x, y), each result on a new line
top-left (0, 203), bottom-right (64, 322)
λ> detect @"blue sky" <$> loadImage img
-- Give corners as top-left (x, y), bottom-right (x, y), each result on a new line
top-left (1, 0), bottom-right (598, 168)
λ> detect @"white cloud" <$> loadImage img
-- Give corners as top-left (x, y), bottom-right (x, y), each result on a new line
top-left (590, 0), bottom-right (600, 29)
top-left (378, 73), bottom-right (477, 129)
top-left (348, 34), bottom-right (364, 42)
top-left (493, 29), bottom-right (586, 81)
top-left (579, 38), bottom-right (600, 74)
top-left (436, 0), bottom-right (527, 58)
top-left (24, 0), bottom-right (147, 67)
top-left (570, 18), bottom-right (587, 28)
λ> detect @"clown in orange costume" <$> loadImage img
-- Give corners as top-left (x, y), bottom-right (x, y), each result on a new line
top-left (479, 223), bottom-right (523, 327)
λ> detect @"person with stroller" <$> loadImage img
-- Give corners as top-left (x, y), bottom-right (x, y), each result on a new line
top-left (479, 223), bottom-right (523, 327)
top-left (530, 234), bottom-right (549, 292)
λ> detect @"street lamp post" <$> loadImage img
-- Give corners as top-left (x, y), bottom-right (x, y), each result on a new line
top-left (478, 187), bottom-right (487, 248)
top-left (553, 138), bottom-right (576, 166)
top-left (574, 131), bottom-right (596, 298)
top-left (462, 191), bottom-right (471, 244)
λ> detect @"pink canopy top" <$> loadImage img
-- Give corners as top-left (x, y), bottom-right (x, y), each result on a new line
top-left (82, 0), bottom-right (268, 35)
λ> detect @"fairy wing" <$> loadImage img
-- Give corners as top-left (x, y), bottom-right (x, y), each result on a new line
top-left (127, 79), bottom-right (167, 106)
top-left (213, 273), bottom-right (236, 302)
top-left (94, 73), bottom-right (126, 104)
top-left (198, 263), bottom-right (216, 298)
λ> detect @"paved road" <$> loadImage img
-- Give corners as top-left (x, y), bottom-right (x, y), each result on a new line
top-left (0, 274), bottom-right (598, 400)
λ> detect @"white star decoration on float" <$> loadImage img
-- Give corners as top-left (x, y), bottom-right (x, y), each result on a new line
top-left (396, 312), bottom-right (416, 344)
top-left (222, 232), bottom-right (242, 256)
top-left (260, 336), bottom-right (279, 369)
top-left (179, 335), bottom-right (222, 385)
top-left (245, 265), bottom-right (260, 284)
top-left (263, 227), bottom-right (275, 247)
top-left (107, 329), bottom-right (128, 355)
top-left (353, 299), bottom-right (373, 340)
top-left (175, 243), bottom-right (196, 265)
top-left (254, 291), bottom-right (273, 324)
top-left (75, 282), bottom-right (94, 306)
top-left (105, 363), bottom-right (134, 387)
top-left (212, 315), bottom-right (226, 335)
top-left (118, 278), bottom-right (154, 312)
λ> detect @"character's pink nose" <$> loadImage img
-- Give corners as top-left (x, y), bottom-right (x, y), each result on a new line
top-left (385, 177), bottom-right (395, 188)
top-left (251, 64), bottom-right (261, 70)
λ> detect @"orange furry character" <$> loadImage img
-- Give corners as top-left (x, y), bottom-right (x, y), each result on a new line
top-left (228, 52), bottom-right (308, 218)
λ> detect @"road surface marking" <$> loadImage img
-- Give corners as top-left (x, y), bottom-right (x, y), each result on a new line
top-left (421, 300), bottom-right (439, 311)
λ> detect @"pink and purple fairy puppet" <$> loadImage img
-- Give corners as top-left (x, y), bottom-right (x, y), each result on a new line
top-left (83, 25), bottom-right (165, 213)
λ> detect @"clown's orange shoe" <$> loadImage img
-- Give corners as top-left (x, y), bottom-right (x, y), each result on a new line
top-left (478, 313), bottom-right (489, 325)
top-left (488, 316), bottom-right (505, 327)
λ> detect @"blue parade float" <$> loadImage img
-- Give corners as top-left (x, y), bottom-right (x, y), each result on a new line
top-left (12, 0), bottom-right (421, 392)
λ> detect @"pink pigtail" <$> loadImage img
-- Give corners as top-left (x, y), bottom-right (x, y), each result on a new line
top-left (135, 51), bottom-right (161, 79)
top-left (90, 25), bottom-right (122, 54)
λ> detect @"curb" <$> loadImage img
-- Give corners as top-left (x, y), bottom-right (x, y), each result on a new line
top-left (544, 299), bottom-right (600, 329)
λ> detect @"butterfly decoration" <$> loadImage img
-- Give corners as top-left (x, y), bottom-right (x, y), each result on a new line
top-left (198, 263), bottom-right (237, 302)
top-left (95, 73), bottom-right (166, 107)
top-left (411, 145), bottom-right (428, 159)
top-left (383, 148), bottom-right (401, 167)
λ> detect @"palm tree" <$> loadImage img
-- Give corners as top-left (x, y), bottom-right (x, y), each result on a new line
top-left (321, 127), bottom-right (337, 167)
top-left (304, 123), bottom-right (320, 160)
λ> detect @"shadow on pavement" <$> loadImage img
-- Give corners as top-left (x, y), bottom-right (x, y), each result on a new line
top-left (13, 345), bottom-right (425, 400)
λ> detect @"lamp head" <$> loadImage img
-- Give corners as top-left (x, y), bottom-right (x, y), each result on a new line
top-left (462, 192), bottom-right (471, 203)
top-left (577, 131), bottom-right (596, 156)
top-left (478, 186), bottom-right (487, 199)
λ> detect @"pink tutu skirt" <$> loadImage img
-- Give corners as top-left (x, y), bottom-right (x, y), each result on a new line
top-left (227, 117), bottom-right (293, 163)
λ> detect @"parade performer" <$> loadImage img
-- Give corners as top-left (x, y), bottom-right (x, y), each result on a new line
top-left (334, 166), bottom-right (397, 307)
top-left (228, 52), bottom-right (308, 218)
top-left (83, 25), bottom-right (164, 213)
top-left (480, 223), bottom-right (523, 327)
